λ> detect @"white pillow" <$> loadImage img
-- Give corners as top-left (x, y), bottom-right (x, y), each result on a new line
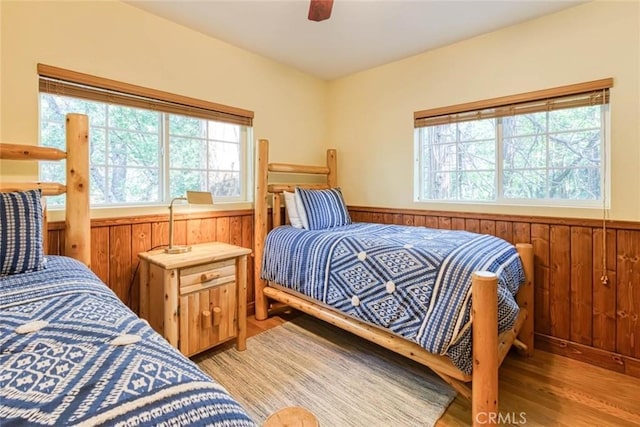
top-left (283, 191), bottom-right (304, 229)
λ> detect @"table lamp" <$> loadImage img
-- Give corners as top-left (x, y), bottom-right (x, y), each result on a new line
top-left (165, 190), bottom-right (214, 254)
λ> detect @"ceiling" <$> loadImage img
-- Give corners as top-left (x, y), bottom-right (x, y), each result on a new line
top-left (127, 0), bottom-right (583, 81)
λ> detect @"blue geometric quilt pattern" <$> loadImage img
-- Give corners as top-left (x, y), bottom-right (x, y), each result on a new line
top-left (261, 223), bottom-right (525, 374)
top-left (0, 256), bottom-right (256, 426)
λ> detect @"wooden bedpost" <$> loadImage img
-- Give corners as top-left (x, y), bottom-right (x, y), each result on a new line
top-left (472, 271), bottom-right (499, 427)
top-left (327, 149), bottom-right (337, 187)
top-left (515, 243), bottom-right (534, 356)
top-left (64, 113), bottom-right (90, 268)
top-left (254, 139), bottom-right (270, 320)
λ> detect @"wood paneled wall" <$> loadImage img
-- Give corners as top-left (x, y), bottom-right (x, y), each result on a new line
top-left (349, 206), bottom-right (640, 378)
top-left (48, 205), bottom-right (640, 377)
top-left (47, 209), bottom-right (255, 315)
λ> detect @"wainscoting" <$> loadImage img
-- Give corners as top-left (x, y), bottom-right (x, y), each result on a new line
top-left (48, 206), bottom-right (640, 377)
top-left (47, 209), bottom-right (255, 315)
top-left (349, 206), bottom-right (640, 378)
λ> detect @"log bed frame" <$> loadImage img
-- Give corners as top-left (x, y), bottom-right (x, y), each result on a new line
top-left (0, 113), bottom-right (90, 266)
top-left (253, 138), bottom-right (535, 426)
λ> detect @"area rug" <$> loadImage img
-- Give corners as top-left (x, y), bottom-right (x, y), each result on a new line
top-left (195, 315), bottom-right (456, 426)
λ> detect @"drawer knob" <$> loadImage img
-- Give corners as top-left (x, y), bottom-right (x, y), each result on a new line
top-left (212, 306), bottom-right (222, 327)
top-left (200, 272), bottom-right (221, 282)
top-left (201, 310), bottom-right (212, 329)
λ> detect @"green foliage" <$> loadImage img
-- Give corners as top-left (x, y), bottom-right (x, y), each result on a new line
top-left (39, 94), bottom-right (246, 207)
top-left (420, 105), bottom-right (604, 203)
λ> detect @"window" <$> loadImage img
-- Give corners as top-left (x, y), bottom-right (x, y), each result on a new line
top-left (414, 79), bottom-right (611, 207)
top-left (38, 64), bottom-right (253, 208)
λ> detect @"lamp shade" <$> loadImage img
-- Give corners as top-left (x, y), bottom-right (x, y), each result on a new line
top-left (165, 191), bottom-right (215, 254)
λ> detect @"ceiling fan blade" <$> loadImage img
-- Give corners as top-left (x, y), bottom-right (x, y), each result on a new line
top-left (308, 0), bottom-right (334, 22)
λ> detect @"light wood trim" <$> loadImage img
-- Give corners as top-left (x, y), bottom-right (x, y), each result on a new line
top-left (0, 143), bottom-right (66, 161)
top-left (348, 205), bottom-right (640, 231)
top-left (327, 149), bottom-right (337, 187)
top-left (164, 269), bottom-right (179, 347)
top-left (414, 78), bottom-right (613, 120)
top-left (516, 243), bottom-right (535, 356)
top-left (267, 183), bottom-right (330, 194)
top-left (254, 139), bottom-right (269, 320)
top-left (47, 209), bottom-right (253, 230)
top-left (498, 309), bottom-right (528, 365)
top-left (263, 286), bottom-right (472, 381)
top-left (42, 200), bottom-right (48, 255)
top-left (273, 192), bottom-right (282, 228)
top-left (268, 163), bottom-right (330, 175)
top-left (139, 259), bottom-right (150, 320)
top-left (472, 271), bottom-right (499, 426)
top-left (237, 254), bottom-right (248, 351)
top-left (38, 64), bottom-right (254, 120)
top-left (64, 114), bottom-right (91, 267)
top-left (0, 182), bottom-right (66, 196)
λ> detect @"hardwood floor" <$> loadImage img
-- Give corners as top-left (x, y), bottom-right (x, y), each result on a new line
top-left (246, 312), bottom-right (640, 427)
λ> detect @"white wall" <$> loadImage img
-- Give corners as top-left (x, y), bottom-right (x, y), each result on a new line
top-left (0, 0), bottom-right (328, 217)
top-left (328, 1), bottom-right (640, 221)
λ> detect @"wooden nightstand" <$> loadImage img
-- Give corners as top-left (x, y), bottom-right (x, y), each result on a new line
top-left (138, 242), bottom-right (251, 356)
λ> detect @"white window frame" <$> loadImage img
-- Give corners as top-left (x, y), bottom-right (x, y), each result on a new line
top-left (39, 93), bottom-right (253, 208)
top-left (414, 103), bottom-right (610, 209)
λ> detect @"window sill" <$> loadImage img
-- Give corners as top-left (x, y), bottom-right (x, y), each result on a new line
top-left (46, 202), bottom-right (253, 222)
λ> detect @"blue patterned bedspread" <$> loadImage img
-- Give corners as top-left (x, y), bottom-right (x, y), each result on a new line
top-left (261, 223), bottom-right (525, 374)
top-left (0, 256), bottom-right (256, 427)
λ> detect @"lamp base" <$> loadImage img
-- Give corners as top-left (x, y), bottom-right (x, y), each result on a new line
top-left (164, 245), bottom-right (192, 254)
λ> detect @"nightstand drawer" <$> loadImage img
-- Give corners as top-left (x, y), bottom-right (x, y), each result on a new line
top-left (179, 281), bottom-right (236, 356)
top-left (179, 259), bottom-right (236, 293)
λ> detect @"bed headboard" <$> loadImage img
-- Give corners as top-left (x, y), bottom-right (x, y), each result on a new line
top-left (0, 113), bottom-right (90, 267)
top-left (253, 138), bottom-right (337, 319)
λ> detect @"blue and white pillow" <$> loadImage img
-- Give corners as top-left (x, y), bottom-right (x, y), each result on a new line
top-left (0, 189), bottom-right (45, 276)
top-left (294, 187), bottom-right (351, 230)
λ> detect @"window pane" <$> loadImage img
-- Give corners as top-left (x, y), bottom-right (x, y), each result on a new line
top-left (424, 124), bottom-right (456, 145)
top-left (549, 168), bottom-right (600, 200)
top-left (209, 171), bottom-right (240, 197)
top-left (109, 130), bottom-right (159, 167)
top-left (90, 165), bottom-right (107, 205)
top-left (503, 170), bottom-right (546, 199)
top-left (458, 119), bottom-right (495, 141)
top-left (41, 122), bottom-right (66, 150)
top-left (459, 171), bottom-right (495, 200)
top-left (549, 105), bottom-right (600, 133)
top-left (426, 172), bottom-right (457, 200)
top-left (503, 112), bottom-right (546, 137)
top-left (170, 137), bottom-right (207, 169)
top-left (459, 141), bottom-right (494, 170)
top-left (428, 143), bottom-right (457, 172)
top-left (170, 169), bottom-right (207, 198)
top-left (108, 167), bottom-right (159, 203)
top-left (503, 135), bottom-right (546, 169)
top-left (41, 161), bottom-right (65, 185)
top-left (41, 94), bottom-right (106, 127)
top-left (208, 141), bottom-right (240, 171)
top-left (91, 128), bottom-right (106, 165)
top-left (208, 122), bottom-right (240, 142)
top-left (39, 94), bottom-right (250, 207)
top-left (109, 105), bottom-right (159, 133)
top-left (169, 114), bottom-right (206, 138)
top-left (549, 131), bottom-right (600, 168)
